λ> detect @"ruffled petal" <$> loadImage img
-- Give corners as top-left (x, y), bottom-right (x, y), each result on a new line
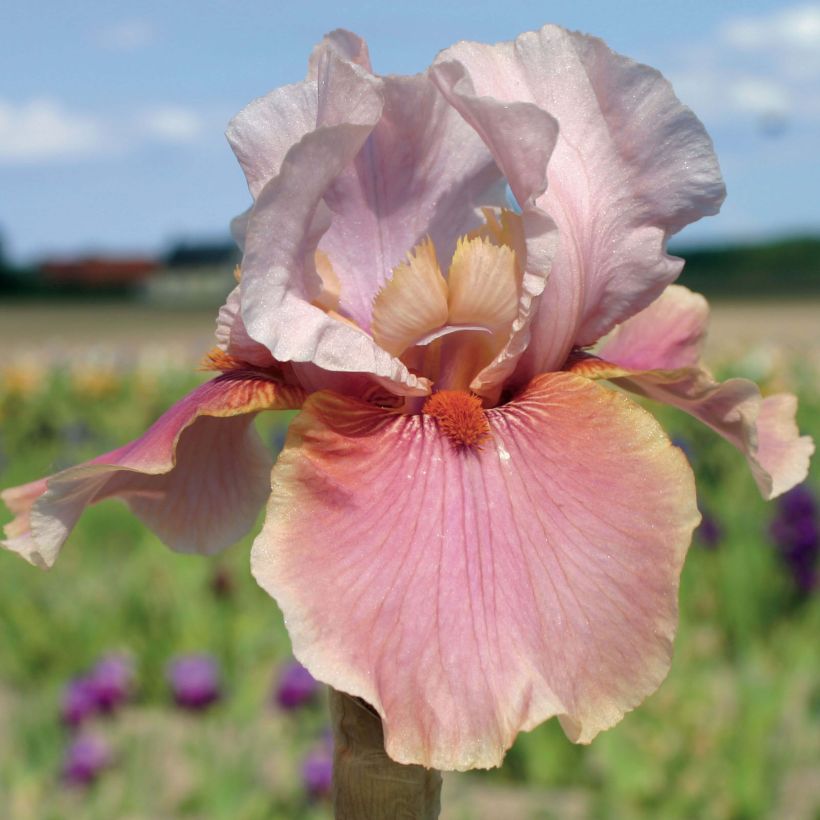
top-left (597, 284), bottom-right (708, 370)
top-left (307, 29), bottom-right (373, 76)
top-left (583, 286), bottom-right (814, 499)
top-left (371, 239), bottom-right (449, 357)
top-left (226, 82), bottom-right (318, 200)
top-left (431, 59), bottom-right (558, 397)
top-left (436, 24), bottom-right (725, 375)
top-left (252, 373), bottom-right (697, 770)
top-left (239, 52), bottom-right (430, 397)
top-left (1, 372), bottom-right (304, 569)
top-left (317, 69), bottom-right (505, 331)
top-left (215, 285), bottom-right (278, 367)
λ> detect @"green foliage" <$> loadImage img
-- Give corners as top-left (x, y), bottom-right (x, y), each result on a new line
top-left (0, 363), bottom-right (817, 819)
top-left (674, 235), bottom-right (820, 297)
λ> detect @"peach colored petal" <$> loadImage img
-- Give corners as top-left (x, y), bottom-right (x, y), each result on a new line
top-left (1, 372), bottom-right (304, 569)
top-left (251, 374), bottom-right (698, 770)
top-left (447, 236), bottom-right (517, 336)
top-left (307, 29), bottom-right (373, 76)
top-left (371, 239), bottom-right (449, 357)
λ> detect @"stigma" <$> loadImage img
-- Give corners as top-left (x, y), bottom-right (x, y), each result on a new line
top-left (422, 390), bottom-right (491, 449)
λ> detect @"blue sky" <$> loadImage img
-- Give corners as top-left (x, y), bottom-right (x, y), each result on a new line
top-left (2, 0), bottom-right (819, 262)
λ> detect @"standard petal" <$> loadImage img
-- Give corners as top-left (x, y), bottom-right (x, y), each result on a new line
top-left (1, 372), bottom-right (304, 569)
top-left (307, 29), bottom-right (373, 77)
top-left (437, 25), bottom-right (725, 375)
top-left (431, 59), bottom-right (559, 397)
top-left (239, 53), bottom-right (430, 397)
top-left (318, 69), bottom-right (505, 330)
top-left (226, 81), bottom-right (319, 199)
top-left (252, 374), bottom-right (698, 770)
top-left (215, 285), bottom-right (278, 367)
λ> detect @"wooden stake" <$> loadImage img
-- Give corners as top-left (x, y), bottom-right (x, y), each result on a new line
top-left (330, 689), bottom-right (442, 819)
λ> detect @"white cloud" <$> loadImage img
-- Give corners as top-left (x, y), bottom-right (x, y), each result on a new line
top-left (665, 3), bottom-right (820, 127)
top-left (722, 4), bottom-right (820, 51)
top-left (139, 106), bottom-right (204, 144)
top-left (0, 99), bottom-right (106, 163)
top-left (729, 78), bottom-right (791, 117)
top-left (95, 19), bottom-right (156, 52)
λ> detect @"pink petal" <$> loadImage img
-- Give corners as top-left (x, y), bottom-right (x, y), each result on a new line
top-left (431, 59), bottom-right (558, 396)
top-left (226, 31), bottom-right (368, 200)
top-left (226, 81), bottom-right (318, 200)
top-left (318, 70), bottom-right (505, 331)
top-left (307, 29), bottom-right (373, 76)
top-left (215, 285), bottom-right (277, 368)
top-left (2, 372), bottom-right (304, 569)
top-left (436, 25), bottom-right (725, 375)
top-left (754, 395), bottom-right (815, 499)
top-left (585, 286), bottom-right (814, 499)
top-left (252, 374), bottom-right (698, 770)
top-left (239, 51), bottom-right (430, 397)
top-left (597, 284), bottom-right (709, 371)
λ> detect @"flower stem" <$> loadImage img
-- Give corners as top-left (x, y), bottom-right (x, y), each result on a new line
top-left (329, 688), bottom-right (442, 819)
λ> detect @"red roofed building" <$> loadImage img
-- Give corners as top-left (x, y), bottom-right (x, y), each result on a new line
top-left (41, 256), bottom-right (159, 288)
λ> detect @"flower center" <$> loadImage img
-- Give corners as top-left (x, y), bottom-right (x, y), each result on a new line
top-left (369, 211), bottom-right (523, 396)
top-left (422, 390), bottom-right (490, 449)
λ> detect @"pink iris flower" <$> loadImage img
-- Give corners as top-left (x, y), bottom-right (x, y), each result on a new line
top-left (2, 27), bottom-right (814, 771)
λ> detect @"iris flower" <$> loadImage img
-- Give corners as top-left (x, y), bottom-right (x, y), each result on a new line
top-left (2, 26), bottom-right (813, 771)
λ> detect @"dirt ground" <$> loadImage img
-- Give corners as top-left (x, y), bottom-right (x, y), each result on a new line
top-left (3, 298), bottom-right (818, 365)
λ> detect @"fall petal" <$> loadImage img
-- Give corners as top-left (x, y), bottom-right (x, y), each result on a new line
top-left (610, 371), bottom-right (812, 499)
top-left (597, 284), bottom-right (709, 371)
top-left (438, 25), bottom-right (725, 374)
top-left (252, 373), bottom-right (697, 770)
top-left (588, 285), bottom-right (813, 499)
top-left (754, 395), bottom-right (815, 499)
top-left (1, 373), bottom-right (304, 569)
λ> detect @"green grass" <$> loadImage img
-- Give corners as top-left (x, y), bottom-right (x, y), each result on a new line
top-left (0, 360), bottom-right (817, 819)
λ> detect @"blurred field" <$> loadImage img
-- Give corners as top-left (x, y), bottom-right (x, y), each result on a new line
top-left (2, 297), bottom-right (819, 360)
top-left (1, 300), bottom-right (818, 819)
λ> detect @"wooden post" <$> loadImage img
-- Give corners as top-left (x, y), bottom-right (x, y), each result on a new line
top-left (330, 689), bottom-right (442, 819)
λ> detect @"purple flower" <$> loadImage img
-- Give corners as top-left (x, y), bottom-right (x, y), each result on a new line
top-left (275, 661), bottom-right (319, 710)
top-left (61, 678), bottom-right (97, 728)
top-left (302, 745), bottom-right (333, 800)
top-left (770, 485), bottom-right (819, 593)
top-left (167, 654), bottom-right (222, 711)
top-left (696, 507), bottom-right (723, 549)
top-left (88, 654), bottom-right (134, 712)
top-left (777, 484), bottom-right (818, 521)
top-left (62, 733), bottom-right (112, 786)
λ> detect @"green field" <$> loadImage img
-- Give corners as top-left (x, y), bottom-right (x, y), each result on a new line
top-left (0, 332), bottom-right (818, 819)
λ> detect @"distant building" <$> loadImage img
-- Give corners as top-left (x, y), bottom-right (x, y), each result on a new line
top-left (41, 257), bottom-right (159, 289)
